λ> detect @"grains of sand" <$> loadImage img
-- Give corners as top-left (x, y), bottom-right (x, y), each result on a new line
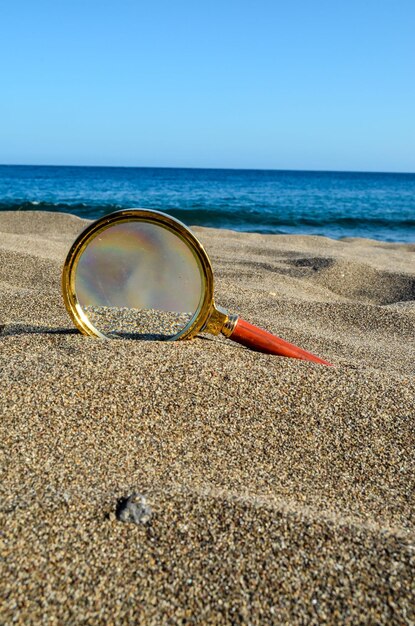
top-left (1, 211), bottom-right (414, 624)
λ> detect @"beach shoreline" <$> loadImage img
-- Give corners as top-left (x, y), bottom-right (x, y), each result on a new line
top-left (1, 211), bottom-right (414, 624)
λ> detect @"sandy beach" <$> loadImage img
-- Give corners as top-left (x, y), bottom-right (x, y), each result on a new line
top-left (1, 210), bottom-right (414, 624)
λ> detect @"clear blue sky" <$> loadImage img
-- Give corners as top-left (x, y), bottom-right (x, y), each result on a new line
top-left (1, 0), bottom-right (414, 171)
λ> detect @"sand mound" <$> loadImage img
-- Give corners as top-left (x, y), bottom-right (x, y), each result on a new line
top-left (1, 211), bottom-right (414, 624)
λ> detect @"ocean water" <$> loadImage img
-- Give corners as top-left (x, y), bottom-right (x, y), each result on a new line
top-left (0, 165), bottom-right (414, 242)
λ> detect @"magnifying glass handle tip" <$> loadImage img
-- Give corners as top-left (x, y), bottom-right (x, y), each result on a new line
top-left (229, 318), bottom-right (333, 366)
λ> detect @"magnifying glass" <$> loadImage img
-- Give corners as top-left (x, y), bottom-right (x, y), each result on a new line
top-left (62, 209), bottom-right (332, 365)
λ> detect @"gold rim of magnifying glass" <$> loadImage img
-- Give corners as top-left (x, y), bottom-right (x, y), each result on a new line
top-left (62, 208), bottom-right (224, 341)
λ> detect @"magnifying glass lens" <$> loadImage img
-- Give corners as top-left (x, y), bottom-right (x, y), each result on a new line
top-left (74, 221), bottom-right (204, 339)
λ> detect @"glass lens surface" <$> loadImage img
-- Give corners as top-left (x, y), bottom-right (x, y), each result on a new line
top-left (74, 220), bottom-right (205, 339)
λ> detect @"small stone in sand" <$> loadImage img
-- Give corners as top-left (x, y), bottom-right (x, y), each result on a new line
top-left (116, 493), bottom-right (152, 525)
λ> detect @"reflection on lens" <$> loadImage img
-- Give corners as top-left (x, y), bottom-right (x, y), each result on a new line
top-left (74, 220), bottom-right (204, 339)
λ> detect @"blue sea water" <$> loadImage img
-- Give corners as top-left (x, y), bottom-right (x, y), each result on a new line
top-left (0, 164), bottom-right (414, 242)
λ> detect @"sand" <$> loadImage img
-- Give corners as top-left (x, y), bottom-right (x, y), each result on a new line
top-left (83, 306), bottom-right (193, 340)
top-left (0, 210), bottom-right (414, 625)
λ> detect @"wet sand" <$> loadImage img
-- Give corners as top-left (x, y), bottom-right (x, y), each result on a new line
top-left (1, 211), bottom-right (414, 624)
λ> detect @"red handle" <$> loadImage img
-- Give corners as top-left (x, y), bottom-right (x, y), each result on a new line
top-left (229, 318), bottom-right (332, 365)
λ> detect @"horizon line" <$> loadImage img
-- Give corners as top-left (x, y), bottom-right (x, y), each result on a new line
top-left (0, 162), bottom-right (414, 176)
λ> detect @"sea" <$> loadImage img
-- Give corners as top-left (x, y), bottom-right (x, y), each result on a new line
top-left (0, 165), bottom-right (414, 243)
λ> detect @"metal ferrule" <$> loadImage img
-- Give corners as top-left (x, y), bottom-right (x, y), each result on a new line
top-left (221, 313), bottom-right (238, 337)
